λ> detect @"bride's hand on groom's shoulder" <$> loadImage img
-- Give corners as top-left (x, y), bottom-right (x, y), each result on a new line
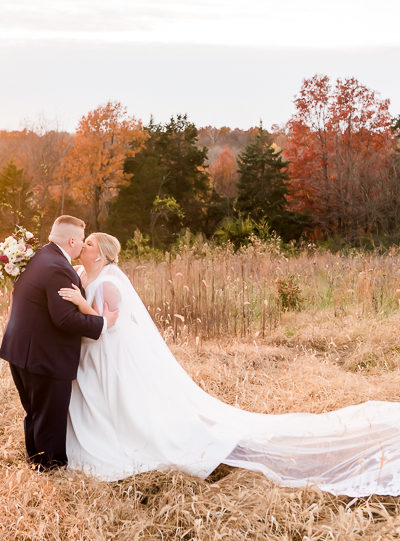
top-left (58, 284), bottom-right (84, 308)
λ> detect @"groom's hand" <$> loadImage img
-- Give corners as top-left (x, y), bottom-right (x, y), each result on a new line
top-left (103, 302), bottom-right (119, 329)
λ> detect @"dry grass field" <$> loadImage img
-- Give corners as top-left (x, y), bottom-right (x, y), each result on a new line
top-left (2, 245), bottom-right (400, 540)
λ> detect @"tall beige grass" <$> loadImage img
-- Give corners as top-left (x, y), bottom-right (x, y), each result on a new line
top-left (121, 242), bottom-right (400, 341)
top-left (2, 246), bottom-right (400, 539)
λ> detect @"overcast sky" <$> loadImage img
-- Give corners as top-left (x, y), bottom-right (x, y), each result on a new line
top-left (1, 0), bottom-right (399, 131)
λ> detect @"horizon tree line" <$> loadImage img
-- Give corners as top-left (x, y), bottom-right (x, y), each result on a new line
top-left (0, 74), bottom-right (399, 249)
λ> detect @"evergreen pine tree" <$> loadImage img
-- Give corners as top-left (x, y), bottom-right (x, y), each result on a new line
top-left (107, 115), bottom-right (211, 248)
top-left (236, 124), bottom-right (289, 226)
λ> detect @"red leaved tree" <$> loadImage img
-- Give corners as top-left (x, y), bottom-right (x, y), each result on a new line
top-left (285, 75), bottom-right (394, 239)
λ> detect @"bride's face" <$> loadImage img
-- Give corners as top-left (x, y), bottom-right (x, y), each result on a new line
top-left (80, 234), bottom-right (101, 268)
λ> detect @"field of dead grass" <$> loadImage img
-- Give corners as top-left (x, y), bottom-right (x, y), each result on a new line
top-left (122, 242), bottom-right (400, 341)
top-left (2, 248), bottom-right (400, 539)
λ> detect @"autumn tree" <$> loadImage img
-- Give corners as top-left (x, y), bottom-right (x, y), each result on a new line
top-left (27, 130), bottom-right (74, 239)
top-left (0, 128), bottom-right (76, 240)
top-left (375, 150), bottom-right (400, 241)
top-left (393, 114), bottom-right (400, 150)
top-left (64, 102), bottom-right (147, 229)
top-left (0, 161), bottom-right (34, 236)
top-left (209, 147), bottom-right (238, 199)
top-left (108, 115), bottom-right (211, 247)
top-left (198, 126), bottom-right (258, 165)
top-left (285, 75), bottom-right (394, 240)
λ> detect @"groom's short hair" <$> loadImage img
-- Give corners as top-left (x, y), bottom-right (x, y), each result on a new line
top-left (49, 215), bottom-right (85, 244)
top-left (52, 215), bottom-right (85, 229)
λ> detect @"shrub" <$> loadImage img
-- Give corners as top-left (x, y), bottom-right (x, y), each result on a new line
top-left (276, 274), bottom-right (303, 311)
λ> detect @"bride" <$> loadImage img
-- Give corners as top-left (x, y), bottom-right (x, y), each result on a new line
top-left (60, 232), bottom-right (400, 497)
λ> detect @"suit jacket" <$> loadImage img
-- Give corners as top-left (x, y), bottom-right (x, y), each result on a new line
top-left (0, 242), bottom-right (104, 380)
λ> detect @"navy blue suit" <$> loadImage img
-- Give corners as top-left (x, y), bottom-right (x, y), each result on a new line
top-left (0, 242), bottom-right (104, 468)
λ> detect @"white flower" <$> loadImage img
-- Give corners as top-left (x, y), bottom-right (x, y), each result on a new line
top-left (0, 228), bottom-right (37, 283)
top-left (4, 249), bottom-right (16, 260)
top-left (4, 263), bottom-right (14, 274)
top-left (5, 236), bottom-right (17, 245)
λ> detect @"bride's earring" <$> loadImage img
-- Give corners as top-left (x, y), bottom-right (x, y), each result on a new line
top-left (95, 257), bottom-right (102, 262)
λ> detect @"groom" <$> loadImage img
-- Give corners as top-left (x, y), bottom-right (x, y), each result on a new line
top-left (0, 215), bottom-right (118, 470)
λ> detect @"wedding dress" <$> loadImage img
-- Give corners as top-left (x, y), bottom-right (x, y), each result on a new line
top-left (67, 264), bottom-right (400, 496)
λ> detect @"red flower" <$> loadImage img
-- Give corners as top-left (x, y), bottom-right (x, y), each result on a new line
top-left (0, 254), bottom-right (9, 264)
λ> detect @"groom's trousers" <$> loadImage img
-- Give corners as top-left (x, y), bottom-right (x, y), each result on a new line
top-left (9, 364), bottom-right (72, 469)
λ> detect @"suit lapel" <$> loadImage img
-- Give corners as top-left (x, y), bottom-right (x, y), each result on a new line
top-left (45, 242), bottom-right (86, 297)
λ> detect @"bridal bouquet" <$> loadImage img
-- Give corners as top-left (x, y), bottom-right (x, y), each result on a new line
top-left (0, 226), bottom-right (38, 288)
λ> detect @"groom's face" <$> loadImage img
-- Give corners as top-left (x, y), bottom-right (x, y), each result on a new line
top-left (70, 227), bottom-right (85, 260)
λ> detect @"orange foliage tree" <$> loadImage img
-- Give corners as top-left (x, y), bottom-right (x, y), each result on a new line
top-left (285, 75), bottom-right (394, 239)
top-left (209, 147), bottom-right (238, 199)
top-left (0, 129), bottom-right (75, 238)
top-left (64, 102), bottom-right (147, 229)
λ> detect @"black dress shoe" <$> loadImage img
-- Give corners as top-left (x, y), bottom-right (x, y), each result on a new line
top-left (26, 453), bottom-right (67, 471)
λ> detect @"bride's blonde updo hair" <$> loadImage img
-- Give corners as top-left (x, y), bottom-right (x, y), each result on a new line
top-left (92, 232), bottom-right (121, 265)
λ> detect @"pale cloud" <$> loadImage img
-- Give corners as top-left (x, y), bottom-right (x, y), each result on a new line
top-left (0, 1), bottom-right (398, 132)
top-left (0, 0), bottom-right (399, 47)
top-left (0, 41), bottom-right (398, 132)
